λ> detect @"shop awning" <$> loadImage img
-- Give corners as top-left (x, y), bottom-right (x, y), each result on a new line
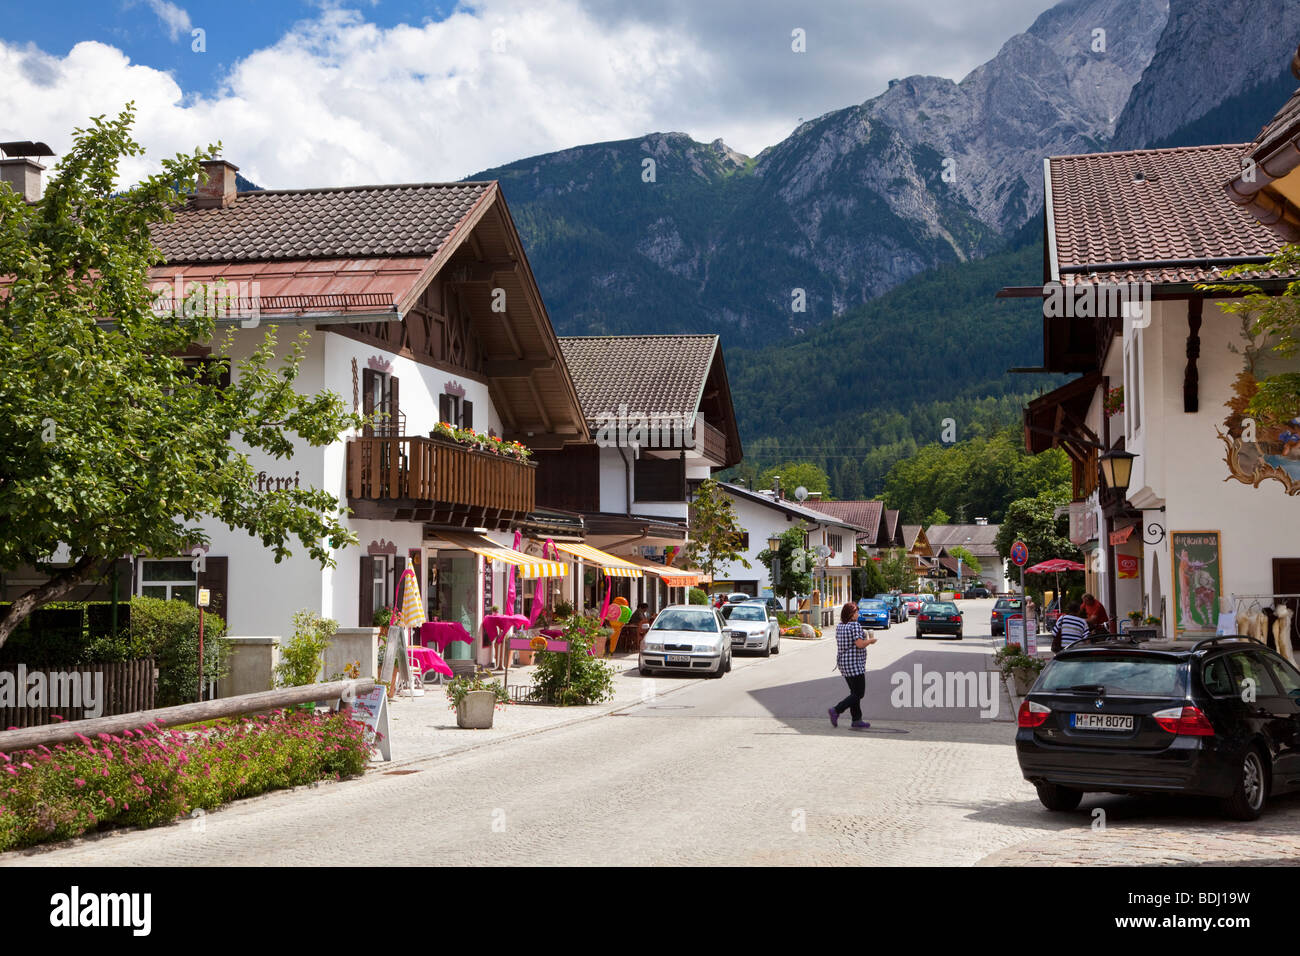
top-left (625, 557), bottom-right (702, 587)
top-left (436, 532), bottom-right (568, 578)
top-left (553, 542), bottom-right (644, 578)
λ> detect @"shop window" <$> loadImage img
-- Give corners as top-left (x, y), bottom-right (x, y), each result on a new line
top-left (138, 559), bottom-right (197, 604)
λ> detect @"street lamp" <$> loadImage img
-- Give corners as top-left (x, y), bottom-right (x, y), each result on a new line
top-left (1098, 448), bottom-right (1136, 498)
top-left (767, 534), bottom-right (782, 589)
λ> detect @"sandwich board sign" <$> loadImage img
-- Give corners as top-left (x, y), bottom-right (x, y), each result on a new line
top-left (346, 684), bottom-right (391, 761)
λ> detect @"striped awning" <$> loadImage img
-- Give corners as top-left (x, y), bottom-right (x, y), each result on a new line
top-left (553, 542), bottom-right (644, 578)
top-left (437, 532), bottom-right (568, 578)
top-left (625, 557), bottom-right (702, 587)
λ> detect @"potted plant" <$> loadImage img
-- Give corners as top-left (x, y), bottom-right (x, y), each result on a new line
top-left (447, 673), bottom-right (508, 729)
top-left (995, 643), bottom-right (1044, 696)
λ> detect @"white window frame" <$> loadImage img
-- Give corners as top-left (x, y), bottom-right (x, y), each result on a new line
top-left (137, 558), bottom-right (198, 603)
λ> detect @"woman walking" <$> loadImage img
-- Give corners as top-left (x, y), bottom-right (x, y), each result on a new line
top-left (829, 601), bottom-right (877, 729)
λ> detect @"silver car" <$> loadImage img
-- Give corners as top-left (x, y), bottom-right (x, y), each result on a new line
top-left (639, 605), bottom-right (732, 678)
top-left (721, 602), bottom-right (780, 657)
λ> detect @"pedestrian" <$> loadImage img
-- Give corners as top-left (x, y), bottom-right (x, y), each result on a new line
top-left (1052, 601), bottom-right (1090, 653)
top-left (1081, 593), bottom-right (1111, 633)
top-left (829, 601), bottom-right (877, 729)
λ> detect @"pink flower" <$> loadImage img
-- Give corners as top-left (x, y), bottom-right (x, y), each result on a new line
top-left (75, 733), bottom-right (91, 745)
top-left (51, 714), bottom-right (64, 722)
top-left (97, 733), bottom-right (111, 742)
top-left (74, 779), bottom-right (85, 788)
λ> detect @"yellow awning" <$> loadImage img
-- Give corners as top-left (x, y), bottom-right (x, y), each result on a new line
top-left (553, 542), bottom-right (643, 578)
top-left (437, 532), bottom-right (568, 578)
top-left (625, 557), bottom-right (702, 587)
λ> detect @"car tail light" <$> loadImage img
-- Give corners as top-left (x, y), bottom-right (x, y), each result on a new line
top-left (1152, 705), bottom-right (1215, 736)
top-left (953, 615), bottom-right (962, 622)
top-left (1018, 700), bottom-right (1050, 728)
top-left (918, 614), bottom-right (929, 622)
top-left (992, 611), bottom-right (1001, 620)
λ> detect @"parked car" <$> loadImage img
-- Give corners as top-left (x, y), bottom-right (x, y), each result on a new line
top-left (990, 597), bottom-right (1026, 637)
top-left (857, 598), bottom-right (891, 629)
top-left (639, 605), bottom-right (732, 678)
top-left (901, 594), bottom-right (925, 615)
top-left (874, 593), bottom-right (907, 623)
top-left (915, 601), bottom-right (963, 639)
top-left (1017, 635), bottom-right (1300, 820)
top-left (963, 585), bottom-right (991, 599)
top-left (721, 602), bottom-right (781, 657)
top-left (742, 596), bottom-right (783, 616)
top-left (713, 591), bottom-right (751, 607)
top-left (1043, 599), bottom-right (1062, 633)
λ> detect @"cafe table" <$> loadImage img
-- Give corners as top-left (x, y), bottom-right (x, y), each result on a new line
top-left (419, 620), bottom-right (474, 655)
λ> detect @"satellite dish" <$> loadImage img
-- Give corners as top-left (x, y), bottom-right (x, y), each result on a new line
top-left (815, 545), bottom-right (832, 559)
top-left (794, 486), bottom-right (809, 501)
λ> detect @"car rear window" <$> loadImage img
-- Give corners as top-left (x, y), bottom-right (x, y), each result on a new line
top-left (1039, 655), bottom-right (1183, 696)
top-left (995, 599), bottom-right (1024, 610)
top-left (924, 603), bottom-right (958, 613)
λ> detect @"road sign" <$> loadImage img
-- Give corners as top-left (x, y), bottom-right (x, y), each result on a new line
top-left (1010, 540), bottom-right (1029, 567)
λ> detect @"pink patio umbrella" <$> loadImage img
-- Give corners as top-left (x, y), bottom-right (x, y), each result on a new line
top-left (1025, 558), bottom-right (1085, 605)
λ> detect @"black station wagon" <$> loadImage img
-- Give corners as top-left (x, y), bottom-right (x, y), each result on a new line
top-left (1017, 635), bottom-right (1300, 820)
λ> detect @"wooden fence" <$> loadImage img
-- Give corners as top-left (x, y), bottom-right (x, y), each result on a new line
top-left (0, 659), bottom-right (155, 729)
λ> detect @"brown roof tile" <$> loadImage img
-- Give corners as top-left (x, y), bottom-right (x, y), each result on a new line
top-left (926, 523), bottom-right (1001, 558)
top-left (803, 501), bottom-right (884, 545)
top-left (1047, 144), bottom-right (1282, 286)
top-left (153, 182), bottom-right (492, 263)
top-left (558, 335), bottom-right (718, 420)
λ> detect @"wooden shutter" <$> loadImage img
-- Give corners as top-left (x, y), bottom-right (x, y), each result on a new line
top-left (362, 369), bottom-right (377, 438)
top-left (359, 555), bottom-right (375, 626)
top-left (387, 375), bottom-right (400, 436)
top-left (196, 556), bottom-right (228, 624)
top-left (461, 399), bottom-right (473, 430)
top-left (439, 393), bottom-right (453, 427)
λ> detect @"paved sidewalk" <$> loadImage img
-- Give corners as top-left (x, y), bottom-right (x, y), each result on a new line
top-left (380, 630), bottom-right (825, 768)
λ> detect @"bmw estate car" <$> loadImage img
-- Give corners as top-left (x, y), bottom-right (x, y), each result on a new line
top-left (857, 599), bottom-right (891, 629)
top-left (1017, 634), bottom-right (1300, 820)
top-left (639, 605), bottom-right (732, 678)
top-left (721, 602), bottom-right (781, 656)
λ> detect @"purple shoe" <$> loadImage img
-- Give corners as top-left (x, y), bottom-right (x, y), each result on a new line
top-left (851, 720), bottom-right (871, 729)
top-left (828, 707), bottom-right (839, 728)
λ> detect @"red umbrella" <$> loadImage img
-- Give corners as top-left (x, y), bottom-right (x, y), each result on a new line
top-left (1024, 559), bottom-right (1084, 605)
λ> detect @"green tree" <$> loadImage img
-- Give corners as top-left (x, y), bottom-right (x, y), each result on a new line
top-left (757, 461), bottom-right (831, 498)
top-left (0, 106), bottom-right (362, 648)
top-left (878, 548), bottom-right (914, 592)
top-left (994, 493), bottom-right (1082, 601)
top-left (948, 546), bottom-right (982, 580)
top-left (852, 547), bottom-right (887, 599)
top-left (757, 527), bottom-right (814, 610)
top-left (924, 508), bottom-right (951, 526)
top-left (685, 478), bottom-right (751, 582)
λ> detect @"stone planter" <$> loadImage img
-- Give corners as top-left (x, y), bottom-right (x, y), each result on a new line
top-left (455, 690), bottom-right (496, 729)
top-left (1011, 666), bottom-right (1039, 696)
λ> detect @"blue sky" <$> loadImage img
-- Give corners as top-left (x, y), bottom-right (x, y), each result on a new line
top-left (1, 0), bottom-right (1057, 186)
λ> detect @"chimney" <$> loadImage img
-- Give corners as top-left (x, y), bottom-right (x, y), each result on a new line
top-left (0, 158), bottom-right (44, 203)
top-left (195, 159), bottom-right (240, 208)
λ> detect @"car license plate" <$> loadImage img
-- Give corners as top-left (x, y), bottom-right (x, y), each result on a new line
top-left (732, 631), bottom-right (746, 642)
top-left (1072, 713), bottom-right (1134, 731)
top-left (666, 654), bottom-right (691, 663)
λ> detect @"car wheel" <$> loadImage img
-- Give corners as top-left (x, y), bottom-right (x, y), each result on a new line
top-left (915, 629), bottom-right (923, 639)
top-left (1035, 783), bottom-right (1083, 812)
top-left (772, 630), bottom-right (780, 654)
top-left (954, 631), bottom-right (963, 640)
top-left (762, 634), bottom-right (772, 658)
top-left (1223, 748), bottom-right (1269, 821)
top-left (639, 666), bottom-right (653, 677)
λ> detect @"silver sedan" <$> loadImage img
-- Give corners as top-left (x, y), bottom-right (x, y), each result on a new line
top-left (639, 605), bottom-right (732, 678)
top-left (721, 602), bottom-right (781, 657)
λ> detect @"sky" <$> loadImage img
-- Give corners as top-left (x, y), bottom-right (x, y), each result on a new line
top-left (0, 0), bottom-right (1056, 188)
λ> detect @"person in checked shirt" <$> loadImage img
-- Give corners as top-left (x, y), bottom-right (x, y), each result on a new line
top-left (829, 602), bottom-right (877, 729)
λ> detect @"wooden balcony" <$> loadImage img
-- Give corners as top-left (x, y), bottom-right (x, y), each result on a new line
top-left (699, 420), bottom-right (728, 464)
top-left (346, 435), bottom-right (535, 525)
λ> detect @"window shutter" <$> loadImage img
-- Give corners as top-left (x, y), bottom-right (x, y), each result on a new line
top-left (362, 369), bottom-right (377, 438)
top-left (359, 556), bottom-right (376, 627)
top-left (439, 393), bottom-right (453, 427)
top-left (387, 375), bottom-right (400, 436)
top-left (461, 399), bottom-right (473, 430)
top-left (196, 556), bottom-right (228, 624)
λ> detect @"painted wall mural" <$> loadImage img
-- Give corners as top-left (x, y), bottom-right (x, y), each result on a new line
top-left (1218, 319), bottom-right (1300, 494)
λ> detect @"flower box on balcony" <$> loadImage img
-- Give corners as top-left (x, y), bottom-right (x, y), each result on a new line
top-left (429, 422), bottom-right (531, 461)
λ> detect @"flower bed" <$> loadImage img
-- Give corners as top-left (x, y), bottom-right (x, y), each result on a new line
top-left (0, 710), bottom-right (369, 852)
top-left (430, 421), bottom-right (531, 461)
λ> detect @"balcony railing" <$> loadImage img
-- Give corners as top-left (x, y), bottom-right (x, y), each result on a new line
top-left (699, 419), bottom-right (728, 464)
top-left (346, 435), bottom-right (535, 518)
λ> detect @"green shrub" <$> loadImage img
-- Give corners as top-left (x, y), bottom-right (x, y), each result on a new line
top-left (529, 616), bottom-right (615, 706)
top-left (687, 587), bottom-right (708, 605)
top-left (0, 602), bottom-right (134, 666)
top-left (129, 597), bottom-right (228, 706)
top-left (275, 610), bottom-right (337, 688)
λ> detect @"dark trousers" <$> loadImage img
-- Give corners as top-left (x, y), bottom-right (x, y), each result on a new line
top-left (835, 673), bottom-right (866, 721)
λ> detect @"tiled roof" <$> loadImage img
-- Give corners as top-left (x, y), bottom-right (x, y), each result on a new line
top-left (1047, 144), bottom-right (1282, 285)
top-left (884, 509), bottom-right (901, 542)
top-left (718, 484), bottom-right (867, 533)
top-left (558, 335), bottom-right (718, 420)
top-left (803, 501), bottom-right (884, 544)
top-left (901, 524), bottom-right (923, 549)
top-left (926, 523), bottom-right (1002, 558)
top-left (153, 183), bottom-right (491, 263)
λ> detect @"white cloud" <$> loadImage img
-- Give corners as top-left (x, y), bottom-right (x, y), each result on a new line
top-left (144, 0), bottom-right (193, 42)
top-left (0, 0), bottom-right (1052, 189)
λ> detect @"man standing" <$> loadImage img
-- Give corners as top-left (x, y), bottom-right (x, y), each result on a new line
top-left (1052, 601), bottom-right (1090, 653)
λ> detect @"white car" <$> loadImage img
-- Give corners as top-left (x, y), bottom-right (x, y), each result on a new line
top-left (721, 602), bottom-right (780, 657)
top-left (639, 605), bottom-right (732, 678)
